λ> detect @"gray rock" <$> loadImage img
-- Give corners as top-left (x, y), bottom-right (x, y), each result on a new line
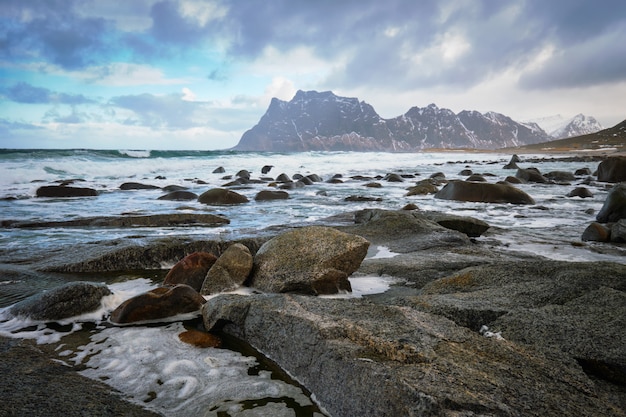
top-left (516, 167), bottom-right (548, 183)
top-left (254, 190), bottom-right (289, 201)
top-left (119, 182), bottom-right (160, 190)
top-left (545, 170), bottom-right (576, 181)
top-left (249, 226), bottom-right (369, 295)
top-left (9, 282), bottom-right (111, 321)
top-left (597, 182), bottom-right (626, 223)
top-left (36, 185), bottom-right (98, 198)
top-left (567, 186), bottom-right (593, 198)
top-left (597, 156), bottom-right (626, 182)
top-left (611, 219), bottom-right (626, 243)
top-left (201, 243), bottom-right (253, 295)
top-left (157, 190), bottom-right (198, 201)
top-left (422, 212), bottom-right (490, 237)
top-left (203, 293), bottom-right (615, 417)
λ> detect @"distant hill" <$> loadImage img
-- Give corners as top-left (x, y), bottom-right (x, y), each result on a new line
top-left (507, 119), bottom-right (626, 152)
top-left (234, 90), bottom-right (552, 152)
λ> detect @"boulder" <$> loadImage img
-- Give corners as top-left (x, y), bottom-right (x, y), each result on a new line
top-left (110, 284), bottom-right (206, 324)
top-left (344, 195), bottom-right (383, 202)
top-left (383, 173), bottom-right (404, 182)
top-left (275, 173), bottom-right (291, 182)
top-left (261, 165), bottom-right (273, 174)
top-left (434, 180), bottom-right (535, 205)
top-left (503, 154), bottom-right (520, 169)
top-left (203, 292), bottom-right (618, 417)
top-left (458, 169), bottom-right (473, 176)
top-left (545, 171), bottom-right (575, 182)
top-left (9, 282), bottom-right (111, 321)
top-left (504, 175), bottom-right (522, 184)
top-left (364, 182), bottom-right (382, 188)
top-left (465, 174), bottom-right (486, 182)
top-left (597, 156), bottom-right (626, 182)
top-left (201, 243), bottom-right (253, 295)
top-left (581, 222), bottom-right (611, 242)
top-left (566, 187), bottom-right (593, 198)
top-left (157, 190), bottom-right (198, 201)
top-left (198, 188), bottom-right (249, 205)
top-left (163, 252), bottom-right (218, 291)
top-left (575, 167), bottom-right (592, 176)
top-left (423, 212), bottom-right (490, 237)
top-left (162, 185), bottom-right (188, 192)
top-left (119, 182), bottom-right (160, 190)
top-left (596, 183), bottom-right (626, 223)
top-left (212, 166), bottom-right (225, 173)
top-left (36, 185), bottom-right (98, 198)
top-left (236, 169), bottom-right (251, 180)
top-left (515, 168), bottom-right (548, 183)
top-left (611, 219), bottom-right (626, 243)
top-left (254, 190), bottom-right (289, 201)
top-left (405, 181), bottom-right (438, 195)
top-left (249, 226), bottom-right (370, 295)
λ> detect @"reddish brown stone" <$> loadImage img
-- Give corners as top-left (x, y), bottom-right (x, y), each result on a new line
top-left (178, 329), bottom-right (222, 348)
top-left (163, 252), bottom-right (218, 291)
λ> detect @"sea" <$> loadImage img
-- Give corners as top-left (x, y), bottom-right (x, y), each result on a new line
top-left (0, 148), bottom-right (623, 416)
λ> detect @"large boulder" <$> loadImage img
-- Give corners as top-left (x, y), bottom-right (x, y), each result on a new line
top-left (36, 185), bottom-right (98, 198)
top-left (201, 243), bottom-right (253, 295)
top-left (254, 190), bottom-right (289, 201)
top-left (203, 293), bottom-right (619, 417)
top-left (515, 168), bottom-right (548, 183)
top-left (110, 284), bottom-right (206, 324)
top-left (596, 182), bottom-right (626, 223)
top-left (597, 156), bottom-right (626, 182)
top-left (198, 188), bottom-right (249, 205)
top-left (163, 252), bottom-right (218, 291)
top-left (581, 222), bottom-right (611, 242)
top-left (8, 282), bottom-right (111, 321)
top-left (434, 180), bottom-right (535, 205)
top-left (157, 190), bottom-right (198, 201)
top-left (611, 219), bottom-right (626, 243)
top-left (248, 226), bottom-right (370, 295)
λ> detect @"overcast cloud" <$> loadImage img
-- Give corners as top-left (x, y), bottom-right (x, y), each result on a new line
top-left (1, 0), bottom-right (625, 149)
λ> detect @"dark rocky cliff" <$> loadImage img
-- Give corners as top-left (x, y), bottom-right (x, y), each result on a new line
top-left (234, 90), bottom-right (551, 151)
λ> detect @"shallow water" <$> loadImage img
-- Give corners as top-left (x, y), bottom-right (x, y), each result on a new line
top-left (0, 149), bottom-right (623, 415)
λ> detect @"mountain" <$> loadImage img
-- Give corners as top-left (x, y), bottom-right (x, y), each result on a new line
top-left (511, 119), bottom-right (626, 152)
top-left (234, 90), bottom-right (551, 152)
top-left (525, 114), bottom-right (603, 139)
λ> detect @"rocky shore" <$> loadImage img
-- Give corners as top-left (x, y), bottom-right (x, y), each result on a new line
top-left (0, 156), bottom-right (625, 416)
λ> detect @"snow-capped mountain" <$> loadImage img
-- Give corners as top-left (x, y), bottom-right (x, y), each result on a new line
top-left (525, 114), bottom-right (603, 139)
top-left (234, 90), bottom-right (553, 151)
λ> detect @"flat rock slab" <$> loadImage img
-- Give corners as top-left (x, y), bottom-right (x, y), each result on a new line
top-left (203, 293), bottom-right (621, 417)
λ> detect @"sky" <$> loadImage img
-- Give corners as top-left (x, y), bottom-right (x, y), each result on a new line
top-left (1, 0), bottom-right (625, 150)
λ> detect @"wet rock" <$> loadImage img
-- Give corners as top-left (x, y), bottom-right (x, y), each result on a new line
top-left (203, 292), bottom-right (616, 417)
top-left (459, 169), bottom-right (473, 176)
top-left (429, 172), bottom-right (446, 180)
top-left (275, 173), bottom-right (291, 182)
top-left (36, 185), bottom-right (98, 198)
top-left (504, 175), bottom-right (522, 184)
top-left (383, 173), bottom-right (404, 182)
top-left (596, 183), bottom-right (626, 223)
top-left (423, 212), bottom-right (490, 237)
top-left (249, 226), bottom-right (369, 295)
top-left (254, 190), bottom-right (289, 201)
top-left (405, 180), bottom-right (438, 196)
top-left (546, 171), bottom-right (576, 181)
top-left (158, 190), bottom-right (198, 201)
top-left (364, 182), bottom-right (382, 188)
top-left (401, 203), bottom-right (419, 210)
top-left (344, 195), bottom-right (383, 202)
top-left (178, 329), bottom-right (222, 348)
top-left (162, 185), bottom-right (188, 192)
top-left (119, 182), bottom-right (160, 190)
top-left (567, 187), bottom-right (593, 198)
top-left (581, 222), bottom-right (611, 242)
top-left (110, 284), bottom-right (206, 324)
top-left (465, 174), bottom-right (486, 182)
top-left (434, 180), bottom-right (535, 204)
top-left (212, 166), bottom-right (225, 174)
top-left (306, 174), bottom-right (323, 182)
top-left (201, 243), bottom-right (253, 295)
top-left (261, 165), bottom-right (273, 174)
top-left (515, 168), bottom-right (548, 183)
top-left (236, 170), bottom-right (251, 180)
top-left (198, 188), bottom-right (249, 205)
top-left (9, 282), bottom-right (111, 321)
top-left (5, 214), bottom-right (230, 229)
top-left (597, 156), bottom-right (626, 182)
top-left (503, 154), bottom-right (520, 169)
top-left (163, 252), bottom-right (218, 291)
top-left (575, 167), bottom-right (592, 176)
top-left (610, 219), bottom-right (626, 243)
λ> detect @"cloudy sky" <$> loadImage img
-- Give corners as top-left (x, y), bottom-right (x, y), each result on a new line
top-left (1, 0), bottom-right (625, 150)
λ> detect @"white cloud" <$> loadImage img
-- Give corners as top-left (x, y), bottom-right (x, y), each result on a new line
top-left (178, 0), bottom-right (228, 27)
top-left (181, 87), bottom-right (197, 101)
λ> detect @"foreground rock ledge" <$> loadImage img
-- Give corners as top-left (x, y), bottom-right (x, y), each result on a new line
top-left (203, 294), bottom-right (622, 417)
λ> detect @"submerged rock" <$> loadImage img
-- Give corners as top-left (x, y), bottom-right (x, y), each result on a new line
top-left (110, 284), bottom-right (206, 324)
top-left (249, 226), bottom-right (369, 295)
top-left (119, 182), bottom-right (160, 190)
top-left (434, 180), bottom-right (535, 204)
top-left (9, 282), bottom-right (111, 321)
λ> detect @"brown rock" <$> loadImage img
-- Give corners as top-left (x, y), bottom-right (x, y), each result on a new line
top-left (110, 284), bottom-right (206, 324)
top-left (581, 222), bottom-right (611, 242)
top-left (198, 188), bottom-right (249, 205)
top-left (201, 243), bottom-right (253, 295)
top-left (163, 252), bottom-right (218, 291)
top-left (178, 329), bottom-right (222, 348)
